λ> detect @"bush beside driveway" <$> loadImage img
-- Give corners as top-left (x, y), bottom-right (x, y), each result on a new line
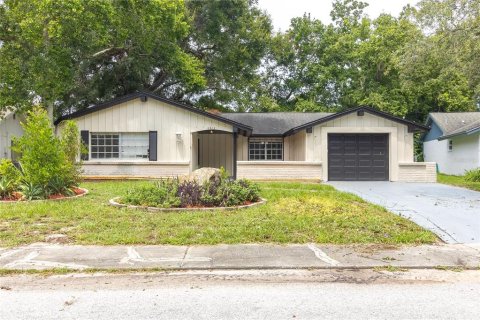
top-left (0, 181), bottom-right (436, 247)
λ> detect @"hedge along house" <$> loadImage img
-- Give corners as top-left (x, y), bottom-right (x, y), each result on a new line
top-left (53, 91), bottom-right (435, 182)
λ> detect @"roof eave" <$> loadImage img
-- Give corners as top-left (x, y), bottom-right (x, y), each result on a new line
top-left (54, 91), bottom-right (253, 134)
top-left (284, 106), bottom-right (429, 136)
top-left (438, 126), bottom-right (480, 140)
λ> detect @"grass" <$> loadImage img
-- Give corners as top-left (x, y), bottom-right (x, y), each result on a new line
top-left (0, 181), bottom-right (437, 247)
top-left (0, 267), bottom-right (171, 277)
top-left (437, 174), bottom-right (480, 192)
top-left (373, 266), bottom-right (408, 272)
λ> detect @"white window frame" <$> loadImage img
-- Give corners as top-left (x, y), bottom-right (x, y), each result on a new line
top-left (248, 137), bottom-right (283, 161)
top-left (448, 139), bottom-right (453, 152)
top-left (90, 132), bottom-right (149, 161)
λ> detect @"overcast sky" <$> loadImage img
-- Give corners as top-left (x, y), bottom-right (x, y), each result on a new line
top-left (257, 0), bottom-right (420, 31)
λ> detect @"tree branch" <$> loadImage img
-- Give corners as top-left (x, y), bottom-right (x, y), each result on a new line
top-left (92, 47), bottom-right (128, 58)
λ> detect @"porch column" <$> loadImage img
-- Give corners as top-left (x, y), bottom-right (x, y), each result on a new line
top-left (232, 129), bottom-right (238, 180)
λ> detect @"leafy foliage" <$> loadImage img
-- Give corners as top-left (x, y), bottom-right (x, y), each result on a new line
top-left (1, 0), bottom-right (479, 123)
top-left (0, 0), bottom-right (204, 116)
top-left (0, 177), bottom-right (15, 199)
top-left (464, 168), bottom-right (480, 182)
top-left (60, 120), bottom-right (83, 185)
top-left (7, 107), bottom-right (81, 200)
top-left (0, 159), bottom-right (21, 187)
top-left (14, 108), bottom-right (68, 187)
top-left (122, 180), bottom-right (181, 208)
top-left (19, 181), bottom-right (45, 201)
top-left (121, 174), bottom-right (260, 208)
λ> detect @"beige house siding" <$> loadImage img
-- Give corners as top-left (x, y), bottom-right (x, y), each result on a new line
top-left (237, 161), bottom-right (322, 180)
top-left (59, 97), bottom-right (235, 177)
top-left (58, 101), bottom-right (432, 182)
top-left (237, 135), bottom-right (249, 161)
top-left (82, 162), bottom-right (190, 178)
top-left (284, 131), bottom-right (306, 161)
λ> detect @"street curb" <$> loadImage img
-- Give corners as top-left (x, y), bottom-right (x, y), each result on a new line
top-left (1, 265), bottom-right (479, 275)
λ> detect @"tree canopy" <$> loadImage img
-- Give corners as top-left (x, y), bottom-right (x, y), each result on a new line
top-left (0, 0), bottom-right (478, 122)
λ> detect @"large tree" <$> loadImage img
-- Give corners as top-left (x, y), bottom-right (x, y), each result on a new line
top-left (398, 0), bottom-right (479, 121)
top-left (184, 0), bottom-right (272, 111)
top-left (0, 0), bottom-right (272, 116)
top-left (258, 0), bottom-right (479, 121)
top-left (0, 0), bottom-right (205, 117)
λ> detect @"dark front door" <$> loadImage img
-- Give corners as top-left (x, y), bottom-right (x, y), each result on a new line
top-left (328, 133), bottom-right (389, 181)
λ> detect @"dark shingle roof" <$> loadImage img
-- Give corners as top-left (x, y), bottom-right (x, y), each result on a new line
top-left (429, 112), bottom-right (480, 139)
top-left (220, 112), bottom-right (333, 136)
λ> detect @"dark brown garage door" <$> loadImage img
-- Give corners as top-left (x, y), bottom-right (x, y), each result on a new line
top-left (328, 134), bottom-right (389, 181)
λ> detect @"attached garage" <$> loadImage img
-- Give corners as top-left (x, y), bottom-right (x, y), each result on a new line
top-left (328, 133), bottom-right (389, 181)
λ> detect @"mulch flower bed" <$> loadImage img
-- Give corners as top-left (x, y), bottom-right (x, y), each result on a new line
top-left (0, 188), bottom-right (88, 203)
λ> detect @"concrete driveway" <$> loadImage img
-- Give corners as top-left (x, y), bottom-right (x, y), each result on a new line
top-left (327, 182), bottom-right (480, 244)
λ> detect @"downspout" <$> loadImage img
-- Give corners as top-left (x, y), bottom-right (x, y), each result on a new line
top-left (232, 128), bottom-right (238, 180)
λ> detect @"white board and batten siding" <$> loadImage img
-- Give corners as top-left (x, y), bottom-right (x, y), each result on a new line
top-left (65, 98), bottom-right (234, 177)
top-left (0, 112), bottom-right (24, 160)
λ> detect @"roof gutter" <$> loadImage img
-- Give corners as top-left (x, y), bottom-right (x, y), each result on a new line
top-left (438, 126), bottom-right (480, 140)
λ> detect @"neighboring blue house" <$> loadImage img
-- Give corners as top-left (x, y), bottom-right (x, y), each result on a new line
top-left (423, 112), bottom-right (480, 175)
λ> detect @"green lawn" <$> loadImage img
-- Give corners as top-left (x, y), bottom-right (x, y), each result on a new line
top-left (438, 174), bottom-right (480, 192)
top-left (0, 181), bottom-right (437, 247)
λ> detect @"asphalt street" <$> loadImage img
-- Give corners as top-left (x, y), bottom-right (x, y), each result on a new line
top-left (1, 269), bottom-right (480, 320)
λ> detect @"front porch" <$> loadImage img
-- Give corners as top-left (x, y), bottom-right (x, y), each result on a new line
top-left (192, 130), bottom-right (238, 178)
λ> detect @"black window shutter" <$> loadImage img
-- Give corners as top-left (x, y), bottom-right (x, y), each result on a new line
top-left (80, 130), bottom-right (89, 161)
top-left (149, 131), bottom-right (157, 161)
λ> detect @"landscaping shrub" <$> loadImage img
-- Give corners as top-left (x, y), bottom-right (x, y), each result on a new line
top-left (19, 181), bottom-right (45, 200)
top-left (120, 174), bottom-right (260, 208)
top-left (464, 168), bottom-right (480, 182)
top-left (177, 180), bottom-right (203, 207)
top-left (5, 107), bottom-right (83, 200)
top-left (0, 159), bottom-right (21, 187)
top-left (0, 176), bottom-right (16, 199)
top-left (122, 180), bottom-right (181, 208)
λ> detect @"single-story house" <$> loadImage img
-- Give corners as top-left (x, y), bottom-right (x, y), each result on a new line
top-left (423, 112), bottom-right (480, 175)
top-left (1, 91), bottom-right (436, 182)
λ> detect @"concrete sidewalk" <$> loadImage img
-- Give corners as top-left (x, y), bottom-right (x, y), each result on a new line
top-left (1, 243), bottom-right (480, 271)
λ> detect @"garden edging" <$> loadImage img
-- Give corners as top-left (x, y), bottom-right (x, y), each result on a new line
top-left (109, 197), bottom-right (267, 212)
